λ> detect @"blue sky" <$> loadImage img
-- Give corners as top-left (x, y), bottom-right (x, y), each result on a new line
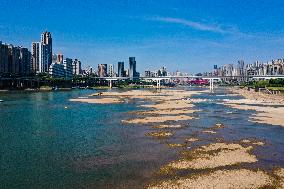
top-left (1, 0), bottom-right (284, 73)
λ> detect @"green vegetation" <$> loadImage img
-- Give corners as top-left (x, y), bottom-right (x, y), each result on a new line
top-left (266, 87), bottom-right (284, 91)
top-left (243, 79), bottom-right (284, 91)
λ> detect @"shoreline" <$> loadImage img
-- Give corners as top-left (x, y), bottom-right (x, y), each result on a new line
top-left (222, 87), bottom-right (284, 127)
top-left (69, 87), bottom-right (284, 188)
top-left (230, 87), bottom-right (284, 104)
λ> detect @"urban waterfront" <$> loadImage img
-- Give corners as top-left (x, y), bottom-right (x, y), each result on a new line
top-left (3, 1), bottom-right (284, 188)
top-left (1, 88), bottom-right (284, 189)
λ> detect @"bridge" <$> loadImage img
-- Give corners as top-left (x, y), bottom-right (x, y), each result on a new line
top-left (97, 75), bottom-right (284, 89)
top-left (1, 75), bottom-right (284, 90)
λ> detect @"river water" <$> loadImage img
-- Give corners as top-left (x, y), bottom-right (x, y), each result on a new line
top-left (1, 88), bottom-right (284, 189)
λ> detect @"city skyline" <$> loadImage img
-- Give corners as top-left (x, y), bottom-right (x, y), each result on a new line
top-left (2, 1), bottom-right (284, 73)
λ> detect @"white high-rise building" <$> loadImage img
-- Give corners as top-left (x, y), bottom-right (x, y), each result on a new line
top-left (31, 42), bottom-right (40, 73)
top-left (63, 58), bottom-right (73, 79)
top-left (72, 59), bottom-right (82, 75)
top-left (39, 31), bottom-right (52, 73)
top-left (108, 64), bottom-right (115, 77)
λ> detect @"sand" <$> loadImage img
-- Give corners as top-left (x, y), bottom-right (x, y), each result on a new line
top-left (223, 101), bottom-right (284, 127)
top-left (146, 131), bottom-right (173, 138)
top-left (69, 98), bottom-right (121, 104)
top-left (202, 130), bottom-right (217, 134)
top-left (148, 169), bottom-right (272, 189)
top-left (168, 143), bottom-right (184, 148)
top-left (141, 100), bottom-right (195, 110)
top-left (167, 143), bottom-right (257, 170)
top-left (240, 139), bottom-right (265, 146)
top-left (136, 109), bottom-right (197, 115)
top-left (230, 87), bottom-right (284, 104)
top-left (185, 137), bottom-right (199, 142)
top-left (153, 125), bottom-right (183, 129)
top-left (222, 88), bottom-right (284, 127)
top-left (122, 115), bottom-right (193, 124)
top-left (72, 89), bottom-right (198, 126)
top-left (274, 168), bottom-right (284, 188)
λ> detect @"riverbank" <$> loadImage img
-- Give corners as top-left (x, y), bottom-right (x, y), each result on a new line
top-left (220, 87), bottom-right (284, 127)
top-left (69, 87), bottom-right (284, 188)
top-left (230, 87), bottom-right (284, 104)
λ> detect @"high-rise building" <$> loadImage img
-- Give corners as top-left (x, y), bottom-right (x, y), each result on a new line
top-left (98, 64), bottom-right (107, 77)
top-left (237, 60), bottom-right (245, 76)
top-left (19, 47), bottom-right (31, 76)
top-left (145, 70), bottom-right (151, 77)
top-left (52, 54), bottom-right (58, 63)
top-left (57, 54), bottom-right (63, 64)
top-left (8, 45), bottom-right (20, 75)
top-left (49, 63), bottom-right (65, 78)
top-left (129, 57), bottom-right (137, 79)
top-left (84, 66), bottom-right (93, 76)
top-left (31, 42), bottom-right (40, 73)
top-left (0, 42), bottom-right (9, 75)
top-left (108, 64), bottom-right (115, 77)
top-left (63, 58), bottom-right (73, 79)
top-left (117, 62), bottom-right (125, 77)
top-left (158, 67), bottom-right (167, 76)
top-left (40, 31), bottom-right (52, 73)
top-left (72, 59), bottom-right (81, 75)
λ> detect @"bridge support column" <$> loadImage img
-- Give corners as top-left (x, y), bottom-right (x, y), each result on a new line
top-left (209, 79), bottom-right (214, 91)
top-left (157, 80), bottom-right (161, 89)
top-left (108, 80), bottom-right (112, 89)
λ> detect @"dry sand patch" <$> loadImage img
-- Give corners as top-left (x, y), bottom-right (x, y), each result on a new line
top-left (136, 109), bottom-right (196, 115)
top-left (223, 101), bottom-right (284, 127)
top-left (168, 143), bottom-right (184, 148)
top-left (148, 169), bottom-right (273, 189)
top-left (274, 168), bottom-right (284, 188)
top-left (122, 115), bottom-right (193, 124)
top-left (153, 125), bottom-right (183, 129)
top-left (141, 99), bottom-right (194, 110)
top-left (167, 143), bottom-right (257, 170)
top-left (69, 98), bottom-right (121, 104)
top-left (223, 88), bottom-right (284, 127)
top-left (146, 131), bottom-right (173, 138)
top-left (185, 137), bottom-right (199, 142)
top-left (240, 139), bottom-right (265, 146)
top-left (202, 130), bottom-right (217, 134)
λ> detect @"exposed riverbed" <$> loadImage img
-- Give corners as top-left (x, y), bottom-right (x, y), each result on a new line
top-left (1, 87), bottom-right (284, 188)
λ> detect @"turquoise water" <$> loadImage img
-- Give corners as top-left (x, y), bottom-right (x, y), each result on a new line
top-left (1, 88), bottom-right (284, 189)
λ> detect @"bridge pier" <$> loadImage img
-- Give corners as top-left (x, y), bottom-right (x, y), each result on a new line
top-left (106, 79), bottom-right (117, 89)
top-left (209, 79), bottom-right (214, 91)
top-left (108, 80), bottom-right (112, 89)
top-left (152, 79), bottom-right (162, 89)
top-left (157, 79), bottom-right (161, 89)
top-left (209, 78), bottom-right (214, 92)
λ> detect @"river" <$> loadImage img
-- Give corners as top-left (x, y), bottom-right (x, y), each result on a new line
top-left (1, 88), bottom-right (284, 189)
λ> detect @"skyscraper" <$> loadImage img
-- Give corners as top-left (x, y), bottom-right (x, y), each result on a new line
top-left (118, 62), bottom-right (125, 77)
top-left (40, 31), bottom-right (52, 73)
top-left (129, 57), bottom-right (137, 79)
top-left (8, 45), bottom-right (20, 75)
top-left (0, 42), bottom-right (9, 75)
top-left (72, 59), bottom-right (81, 75)
top-left (31, 42), bottom-right (40, 73)
top-left (57, 53), bottom-right (63, 64)
top-left (98, 64), bottom-right (107, 77)
top-left (19, 47), bottom-right (31, 76)
top-left (63, 58), bottom-right (73, 79)
top-left (237, 60), bottom-right (245, 76)
top-left (108, 64), bottom-right (115, 77)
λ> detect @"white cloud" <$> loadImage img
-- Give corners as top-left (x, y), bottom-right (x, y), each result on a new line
top-left (152, 17), bottom-right (226, 33)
